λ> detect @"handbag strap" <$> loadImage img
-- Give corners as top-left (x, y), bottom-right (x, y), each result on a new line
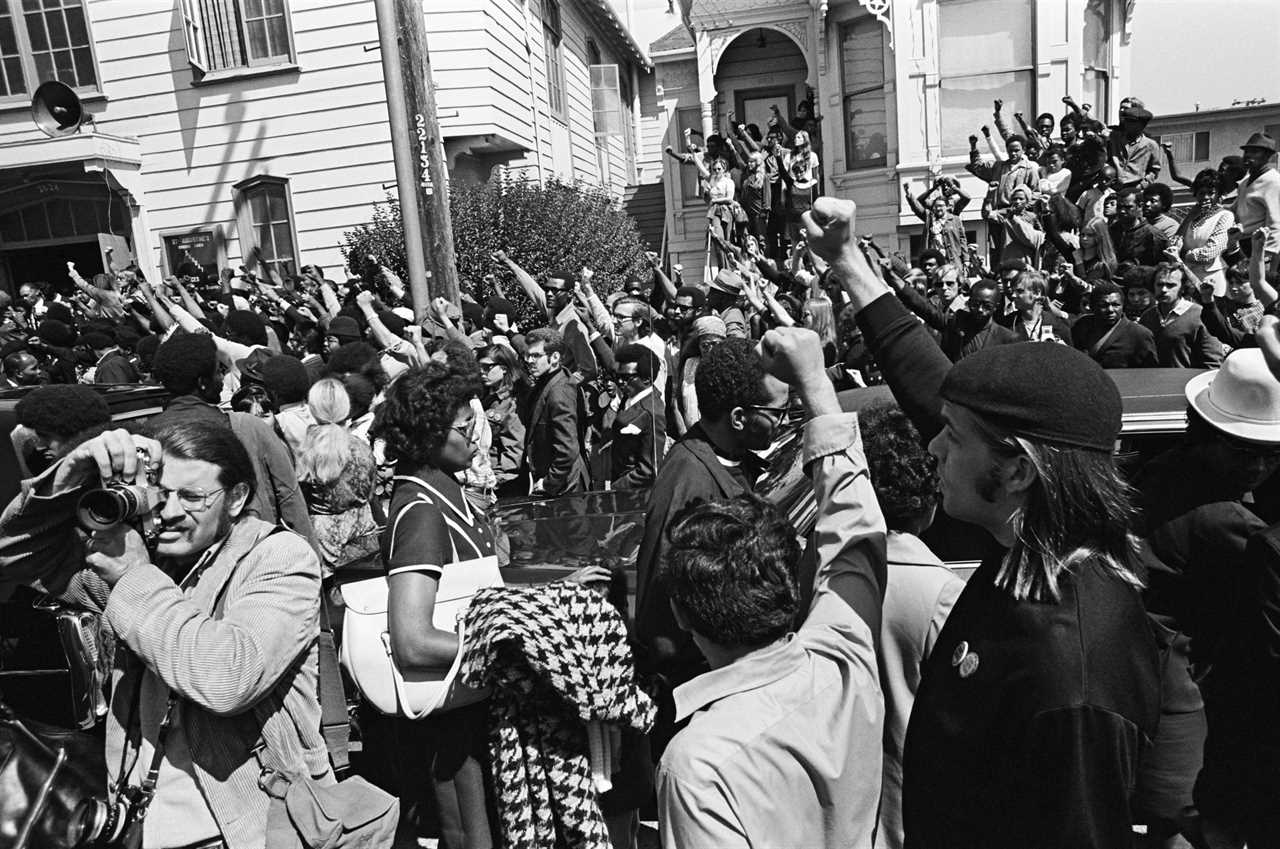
top-left (316, 593), bottom-right (350, 775)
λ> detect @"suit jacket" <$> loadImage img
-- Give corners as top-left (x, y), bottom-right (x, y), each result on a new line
top-left (0, 469), bottom-right (327, 849)
top-left (1072, 315), bottom-right (1158, 368)
top-left (94, 350), bottom-right (139, 384)
top-left (520, 368), bottom-right (589, 496)
top-left (609, 387), bottom-right (666, 491)
top-left (634, 424), bottom-right (754, 681)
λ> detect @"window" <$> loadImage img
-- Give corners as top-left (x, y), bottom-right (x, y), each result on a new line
top-left (937, 0), bottom-right (1035, 156)
top-left (181, 0), bottom-right (294, 75)
top-left (234, 176), bottom-right (297, 277)
top-left (1082, 0), bottom-right (1111, 121)
top-left (0, 0), bottom-right (100, 101)
top-left (590, 60), bottom-right (622, 185)
top-left (1159, 131), bottom-right (1210, 165)
top-left (542, 0), bottom-right (565, 121)
top-left (840, 17), bottom-right (888, 169)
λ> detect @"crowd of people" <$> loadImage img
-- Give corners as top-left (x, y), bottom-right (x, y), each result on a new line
top-left (2, 90), bottom-right (1280, 849)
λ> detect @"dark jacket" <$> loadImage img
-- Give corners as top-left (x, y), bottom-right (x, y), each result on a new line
top-left (519, 368), bottom-right (589, 496)
top-left (1137, 302), bottom-right (1222, 369)
top-left (634, 423), bottom-right (757, 682)
top-left (1072, 315), bottom-right (1158, 368)
top-left (1110, 218), bottom-right (1169, 267)
top-left (94, 350), bottom-right (139, 384)
top-left (609, 387), bottom-right (666, 491)
top-left (897, 285), bottom-right (1020, 362)
top-left (855, 293), bottom-right (1161, 848)
top-left (147, 396), bottom-right (316, 546)
top-left (996, 308), bottom-right (1075, 344)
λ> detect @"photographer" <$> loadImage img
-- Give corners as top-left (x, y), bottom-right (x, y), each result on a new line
top-left (0, 421), bottom-right (328, 849)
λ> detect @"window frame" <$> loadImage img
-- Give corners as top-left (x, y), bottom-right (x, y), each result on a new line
top-left (839, 16), bottom-right (888, 171)
top-left (542, 0), bottom-right (567, 123)
top-left (0, 0), bottom-right (104, 106)
top-left (1157, 130), bottom-right (1211, 165)
top-left (1082, 0), bottom-right (1112, 122)
top-left (180, 0), bottom-right (297, 81)
top-left (674, 105), bottom-right (704, 207)
top-left (936, 0), bottom-right (1038, 157)
top-left (232, 174), bottom-right (299, 278)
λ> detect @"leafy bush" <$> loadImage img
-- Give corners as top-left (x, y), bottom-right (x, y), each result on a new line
top-left (343, 175), bottom-right (648, 326)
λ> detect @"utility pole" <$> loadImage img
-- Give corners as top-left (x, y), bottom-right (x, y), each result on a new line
top-left (373, 0), bottom-right (461, 317)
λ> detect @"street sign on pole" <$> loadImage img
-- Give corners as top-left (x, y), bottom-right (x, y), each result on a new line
top-left (373, 0), bottom-right (461, 318)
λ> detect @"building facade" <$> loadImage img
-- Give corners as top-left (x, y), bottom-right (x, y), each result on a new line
top-left (649, 0), bottom-right (1137, 275)
top-left (0, 0), bottom-right (649, 294)
top-left (1149, 101), bottom-right (1280, 204)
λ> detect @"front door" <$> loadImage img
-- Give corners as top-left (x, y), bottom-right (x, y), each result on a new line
top-left (734, 86), bottom-right (795, 140)
top-left (3, 240), bottom-right (104, 296)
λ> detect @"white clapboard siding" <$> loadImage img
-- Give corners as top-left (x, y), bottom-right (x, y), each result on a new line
top-left (0, 0), bottom-right (644, 279)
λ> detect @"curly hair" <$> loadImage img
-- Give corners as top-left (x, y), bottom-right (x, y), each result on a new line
top-left (859, 402), bottom-right (939, 532)
top-left (151, 332), bottom-right (218, 395)
top-left (370, 363), bottom-right (482, 468)
top-left (661, 493), bottom-right (801, 647)
top-left (16, 385), bottom-right (111, 439)
top-left (694, 336), bottom-right (771, 422)
top-left (324, 341), bottom-right (389, 392)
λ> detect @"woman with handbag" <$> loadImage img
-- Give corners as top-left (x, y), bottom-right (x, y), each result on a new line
top-left (369, 361), bottom-right (610, 848)
top-left (370, 361), bottom-right (498, 849)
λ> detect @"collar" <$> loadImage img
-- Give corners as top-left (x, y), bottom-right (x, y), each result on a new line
top-left (673, 635), bottom-right (802, 721)
top-left (623, 385), bottom-right (653, 410)
top-left (888, 531), bottom-right (944, 567)
top-left (1170, 298), bottom-right (1193, 316)
top-left (95, 348), bottom-right (118, 367)
top-left (394, 469), bottom-right (476, 526)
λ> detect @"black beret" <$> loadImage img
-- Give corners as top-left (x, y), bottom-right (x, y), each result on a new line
top-left (940, 343), bottom-right (1121, 452)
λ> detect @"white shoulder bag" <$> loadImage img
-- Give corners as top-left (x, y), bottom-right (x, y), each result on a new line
top-left (340, 485), bottom-right (503, 718)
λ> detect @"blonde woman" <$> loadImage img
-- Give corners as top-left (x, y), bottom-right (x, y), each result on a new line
top-left (296, 377), bottom-right (380, 574)
top-left (802, 294), bottom-right (839, 366)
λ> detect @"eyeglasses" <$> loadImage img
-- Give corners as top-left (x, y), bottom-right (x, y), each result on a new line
top-left (449, 421), bottom-right (474, 439)
top-left (524, 351), bottom-right (548, 361)
top-left (744, 403), bottom-right (800, 430)
top-left (158, 486), bottom-right (227, 513)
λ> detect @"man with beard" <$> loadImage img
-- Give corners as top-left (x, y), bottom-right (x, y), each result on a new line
top-left (634, 336), bottom-right (790, 755)
top-left (2, 349), bottom-right (47, 388)
top-left (896, 277), bottom-right (1019, 362)
top-left (0, 422), bottom-right (341, 848)
top-left (1073, 281), bottom-right (1158, 368)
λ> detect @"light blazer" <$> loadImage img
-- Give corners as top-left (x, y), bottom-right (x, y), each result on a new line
top-left (0, 464), bottom-right (326, 849)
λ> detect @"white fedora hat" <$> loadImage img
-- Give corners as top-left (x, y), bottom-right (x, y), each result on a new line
top-left (1185, 349), bottom-right (1280, 444)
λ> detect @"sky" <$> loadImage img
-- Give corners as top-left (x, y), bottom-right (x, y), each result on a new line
top-left (613, 0), bottom-right (1280, 117)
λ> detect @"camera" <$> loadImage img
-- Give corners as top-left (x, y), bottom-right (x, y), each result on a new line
top-left (76, 483), bottom-right (161, 533)
top-left (68, 786), bottom-right (146, 849)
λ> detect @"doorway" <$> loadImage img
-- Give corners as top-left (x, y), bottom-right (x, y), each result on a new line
top-left (734, 86), bottom-right (796, 140)
top-left (3, 240), bottom-right (105, 297)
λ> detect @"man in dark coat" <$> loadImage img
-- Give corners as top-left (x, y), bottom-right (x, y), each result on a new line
top-left (1135, 351), bottom-right (1280, 844)
top-left (1073, 281), bottom-right (1158, 368)
top-left (83, 330), bottom-right (140, 384)
top-left (897, 278), bottom-right (1020, 361)
top-left (519, 327), bottom-right (589, 496)
top-left (608, 344), bottom-right (666, 490)
top-left (633, 337), bottom-right (789, 748)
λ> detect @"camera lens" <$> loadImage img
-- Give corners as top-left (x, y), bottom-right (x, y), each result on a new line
top-left (68, 797), bottom-right (126, 848)
top-left (77, 488), bottom-right (138, 532)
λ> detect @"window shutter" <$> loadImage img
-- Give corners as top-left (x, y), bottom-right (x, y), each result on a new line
top-left (590, 64), bottom-right (622, 138)
top-left (180, 0), bottom-right (208, 72)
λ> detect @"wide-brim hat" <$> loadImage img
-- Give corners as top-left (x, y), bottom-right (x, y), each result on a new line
top-left (1241, 132), bottom-right (1278, 154)
top-left (1186, 349), bottom-right (1280, 444)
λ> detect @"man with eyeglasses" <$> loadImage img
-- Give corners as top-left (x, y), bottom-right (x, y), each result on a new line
top-left (896, 276), bottom-right (1019, 362)
top-left (0, 420), bottom-right (331, 849)
top-left (634, 336), bottom-right (791, 759)
top-left (144, 332), bottom-right (315, 546)
top-left (607, 345), bottom-right (666, 491)
top-left (609, 299), bottom-right (668, 393)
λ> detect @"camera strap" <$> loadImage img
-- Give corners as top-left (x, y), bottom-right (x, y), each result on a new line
top-left (134, 694), bottom-right (178, 815)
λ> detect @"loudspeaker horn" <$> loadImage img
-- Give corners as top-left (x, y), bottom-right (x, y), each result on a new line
top-left (31, 80), bottom-right (85, 138)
